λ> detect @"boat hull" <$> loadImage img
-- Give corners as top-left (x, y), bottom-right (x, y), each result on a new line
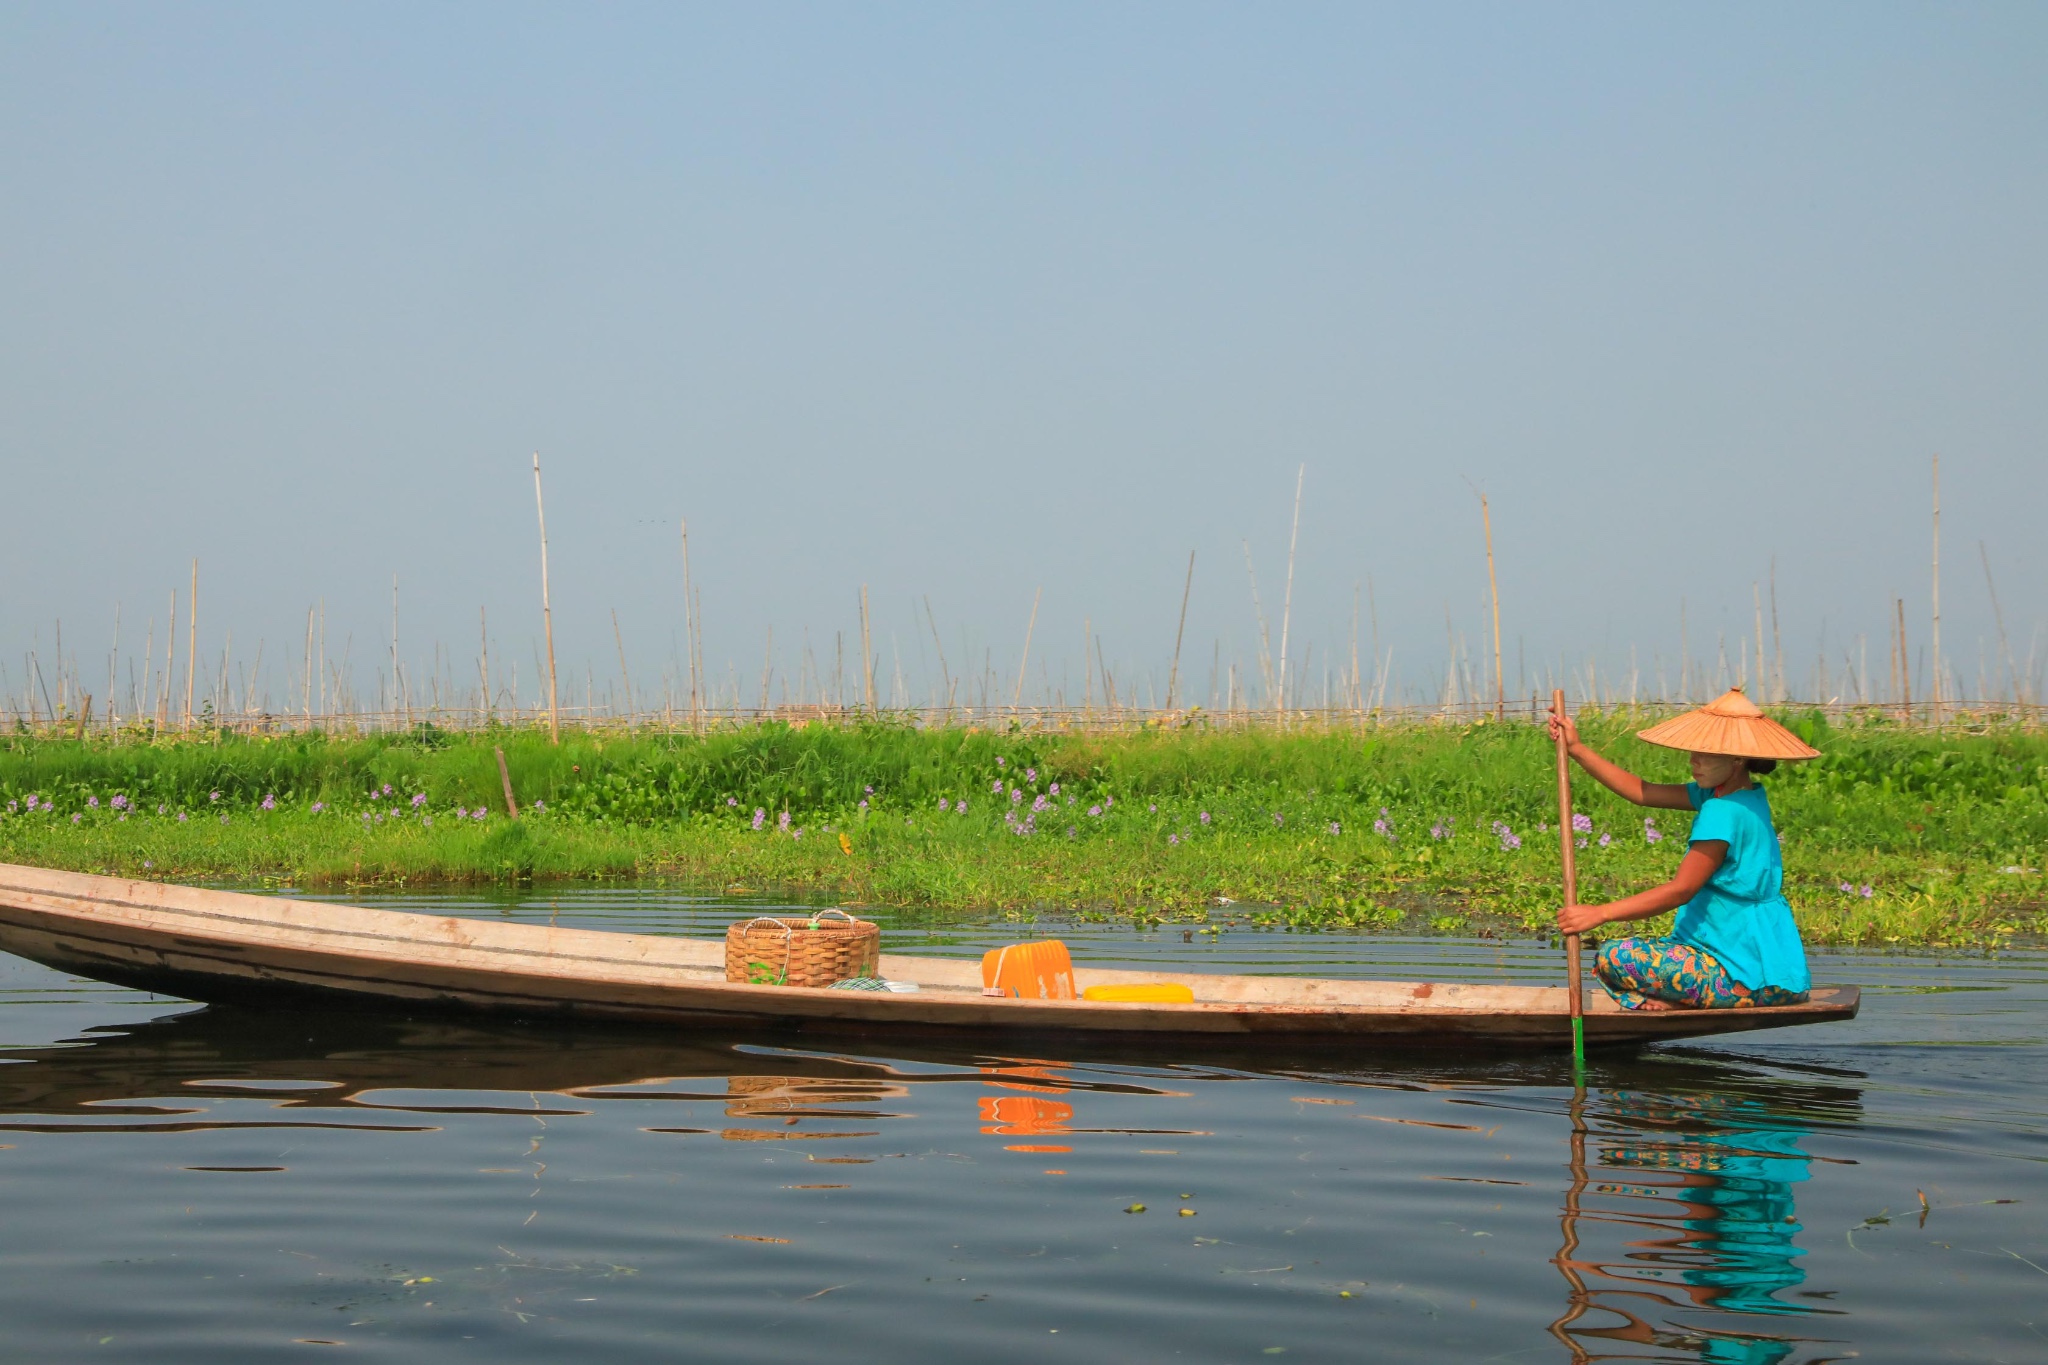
top-left (0, 864), bottom-right (1858, 1047)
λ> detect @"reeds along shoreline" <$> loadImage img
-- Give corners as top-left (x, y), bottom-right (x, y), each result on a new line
top-left (2, 696), bottom-right (2042, 742)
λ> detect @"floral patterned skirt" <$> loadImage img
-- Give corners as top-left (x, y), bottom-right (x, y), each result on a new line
top-left (1594, 937), bottom-right (1809, 1011)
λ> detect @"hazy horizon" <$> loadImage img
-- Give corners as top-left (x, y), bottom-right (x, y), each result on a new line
top-left (4, 5), bottom-right (2043, 720)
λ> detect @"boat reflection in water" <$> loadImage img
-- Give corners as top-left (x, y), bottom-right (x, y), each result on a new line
top-left (1551, 1065), bottom-right (1861, 1365)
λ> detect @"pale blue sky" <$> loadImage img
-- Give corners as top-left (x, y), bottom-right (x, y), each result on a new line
top-left (3, 4), bottom-right (2043, 715)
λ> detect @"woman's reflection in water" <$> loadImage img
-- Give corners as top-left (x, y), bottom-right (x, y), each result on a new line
top-left (1552, 1076), bottom-right (1860, 1365)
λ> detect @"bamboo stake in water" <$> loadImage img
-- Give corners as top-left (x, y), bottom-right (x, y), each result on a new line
top-left (533, 453), bottom-right (560, 743)
top-left (1165, 550), bottom-right (1195, 710)
top-left (495, 747), bottom-right (520, 818)
top-left (1479, 490), bottom-right (1503, 721)
top-left (612, 607), bottom-right (635, 720)
top-left (1012, 587), bottom-right (1040, 712)
top-left (859, 584), bottom-right (876, 712)
top-left (1276, 463), bottom-right (1304, 722)
top-left (1551, 688), bottom-right (1585, 1067)
top-left (1930, 453), bottom-right (1942, 724)
top-left (185, 559), bottom-right (198, 733)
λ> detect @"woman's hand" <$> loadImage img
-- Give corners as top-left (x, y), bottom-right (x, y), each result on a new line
top-left (1547, 710), bottom-right (1581, 752)
top-left (1556, 902), bottom-right (1610, 935)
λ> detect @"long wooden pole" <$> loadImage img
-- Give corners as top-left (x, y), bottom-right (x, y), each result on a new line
top-left (1481, 492), bottom-right (1503, 721)
top-left (533, 453), bottom-right (560, 743)
top-left (1165, 550), bottom-right (1195, 710)
top-left (859, 584), bottom-right (876, 712)
top-left (1551, 688), bottom-right (1585, 1067)
top-left (184, 559), bottom-right (198, 733)
top-left (1012, 586), bottom-right (1041, 712)
top-left (1930, 453), bottom-right (1942, 724)
top-left (1276, 463), bottom-right (1304, 722)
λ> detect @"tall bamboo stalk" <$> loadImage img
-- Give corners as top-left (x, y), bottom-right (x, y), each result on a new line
top-left (184, 559), bottom-right (198, 732)
top-left (859, 584), bottom-right (876, 711)
top-left (532, 453), bottom-right (560, 743)
top-left (1479, 491), bottom-right (1503, 720)
top-left (1930, 454), bottom-right (1942, 724)
top-left (1165, 550), bottom-right (1195, 710)
top-left (1276, 463), bottom-right (1304, 721)
top-left (1012, 587), bottom-right (1041, 712)
top-left (613, 607), bottom-right (635, 719)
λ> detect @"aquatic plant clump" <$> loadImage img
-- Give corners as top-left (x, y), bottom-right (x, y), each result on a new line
top-left (0, 714), bottom-right (2042, 946)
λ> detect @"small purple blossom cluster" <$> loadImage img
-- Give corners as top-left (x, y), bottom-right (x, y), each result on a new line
top-left (1644, 817), bottom-right (1663, 844)
top-left (1838, 881), bottom-right (1875, 898)
top-left (1373, 807), bottom-right (1394, 840)
top-left (1493, 820), bottom-right (1522, 852)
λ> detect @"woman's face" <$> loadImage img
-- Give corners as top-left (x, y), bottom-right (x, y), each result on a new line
top-left (1689, 751), bottom-right (1745, 789)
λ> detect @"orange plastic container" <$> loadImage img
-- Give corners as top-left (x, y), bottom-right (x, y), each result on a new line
top-left (1080, 983), bottom-right (1196, 1004)
top-left (981, 941), bottom-right (1076, 999)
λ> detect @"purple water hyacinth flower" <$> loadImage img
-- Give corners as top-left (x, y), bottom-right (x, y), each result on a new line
top-left (1492, 820), bottom-right (1521, 851)
top-left (1148, 803), bottom-right (1157, 813)
top-left (312, 802), bottom-right (325, 813)
top-left (864, 785), bottom-right (874, 795)
top-left (1032, 795), bottom-right (1049, 813)
top-left (5, 801), bottom-right (14, 813)
top-left (1271, 812), bottom-right (1284, 828)
top-left (390, 808), bottom-right (401, 819)
top-left (533, 801), bottom-right (544, 813)
top-left (472, 808), bottom-right (486, 821)
top-left (1025, 768), bottom-right (1037, 783)
top-left (778, 811), bottom-right (791, 831)
top-left (210, 791), bottom-right (221, 803)
top-left (1571, 812), bottom-right (1593, 834)
top-left (454, 806), bottom-right (467, 819)
top-left (995, 756), bottom-right (1005, 767)
top-left (362, 812), bottom-right (373, 823)
top-left (411, 793), bottom-right (427, 808)
top-left (157, 804), bottom-right (166, 814)
top-left (1048, 783), bottom-right (1060, 796)
top-left (727, 797), bottom-right (738, 807)
top-left (1643, 817), bottom-right (1662, 843)
top-left (752, 808), bottom-right (767, 830)
top-left (381, 784), bottom-right (393, 797)
top-left (938, 797), bottom-right (950, 812)
top-left (857, 799), bottom-right (869, 813)
top-left (88, 795), bottom-right (100, 809)
top-left (1168, 833), bottom-right (1180, 846)
top-left (262, 794), bottom-right (277, 811)
top-left (1011, 789), bottom-right (1022, 805)
top-left (1105, 797), bottom-right (1113, 808)
top-left (1374, 817), bottom-right (1390, 837)
top-left (1380, 807), bottom-right (1390, 819)
top-left (793, 828), bottom-right (803, 841)
top-left (72, 813), bottom-right (81, 824)
top-left (992, 780), bottom-right (1004, 793)
top-left (1088, 804), bottom-right (1103, 817)
top-left (112, 794), bottom-right (128, 810)
top-left (143, 860), bottom-right (151, 869)
top-left (1598, 832), bottom-right (1612, 847)
top-left (955, 800), bottom-right (967, 815)
top-left (178, 812), bottom-right (189, 823)
top-left (1838, 881), bottom-right (1854, 894)
top-left (1198, 811), bottom-right (1210, 826)
top-left (1576, 836), bottom-right (1588, 849)
top-left (1860, 884), bottom-right (1873, 898)
top-left (23, 795), bottom-right (36, 810)
top-left (1328, 821), bottom-right (1342, 836)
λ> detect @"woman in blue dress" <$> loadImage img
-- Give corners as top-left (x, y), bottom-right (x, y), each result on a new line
top-left (1548, 687), bottom-right (1819, 1011)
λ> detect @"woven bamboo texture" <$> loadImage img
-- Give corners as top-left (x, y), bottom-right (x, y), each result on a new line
top-left (724, 912), bottom-right (879, 988)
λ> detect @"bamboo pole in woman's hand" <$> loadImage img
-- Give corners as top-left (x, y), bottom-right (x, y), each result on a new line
top-left (1552, 689), bottom-right (1585, 1066)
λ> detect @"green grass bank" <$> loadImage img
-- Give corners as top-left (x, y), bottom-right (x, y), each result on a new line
top-left (1, 715), bottom-right (2042, 947)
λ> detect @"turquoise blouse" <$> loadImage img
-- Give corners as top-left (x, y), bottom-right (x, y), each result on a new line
top-left (1673, 782), bottom-right (1811, 994)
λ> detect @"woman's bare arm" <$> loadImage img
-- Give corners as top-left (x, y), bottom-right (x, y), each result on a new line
top-left (1547, 712), bottom-right (1692, 810)
top-left (1557, 842), bottom-right (1726, 935)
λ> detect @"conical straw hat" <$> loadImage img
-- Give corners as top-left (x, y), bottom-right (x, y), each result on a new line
top-left (1636, 686), bottom-right (1820, 761)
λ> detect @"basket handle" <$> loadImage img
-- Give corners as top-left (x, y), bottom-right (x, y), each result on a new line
top-left (737, 917), bottom-right (793, 985)
top-left (808, 908), bottom-right (859, 929)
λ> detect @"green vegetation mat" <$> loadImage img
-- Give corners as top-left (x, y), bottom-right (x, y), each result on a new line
top-left (1, 715), bottom-right (2042, 946)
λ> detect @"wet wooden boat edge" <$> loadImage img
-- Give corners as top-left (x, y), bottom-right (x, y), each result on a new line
top-left (0, 863), bottom-right (1859, 1046)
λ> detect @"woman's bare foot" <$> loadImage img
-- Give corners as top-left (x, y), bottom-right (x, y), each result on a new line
top-left (1632, 998), bottom-right (1674, 1011)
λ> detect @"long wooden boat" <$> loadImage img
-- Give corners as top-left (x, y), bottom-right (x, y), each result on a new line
top-left (0, 864), bottom-right (1858, 1047)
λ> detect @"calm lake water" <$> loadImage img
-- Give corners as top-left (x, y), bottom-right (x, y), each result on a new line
top-left (0, 884), bottom-right (2041, 1362)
